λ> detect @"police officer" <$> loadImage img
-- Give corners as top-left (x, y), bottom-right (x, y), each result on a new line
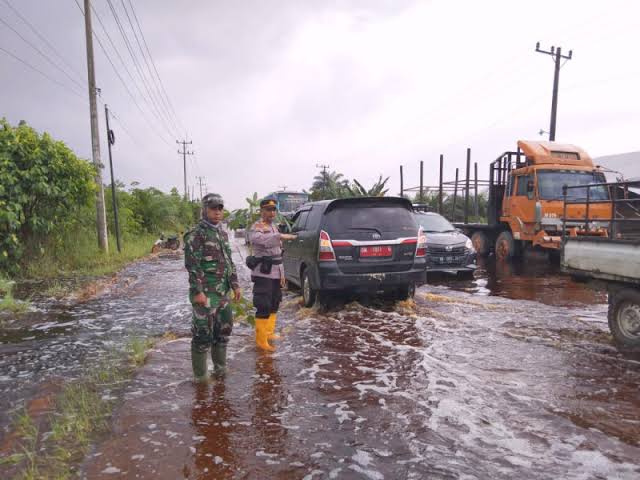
top-left (249, 197), bottom-right (297, 351)
top-left (184, 193), bottom-right (241, 381)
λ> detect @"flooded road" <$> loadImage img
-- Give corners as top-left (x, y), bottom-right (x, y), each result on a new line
top-left (2, 241), bottom-right (639, 479)
top-left (0, 253), bottom-right (192, 441)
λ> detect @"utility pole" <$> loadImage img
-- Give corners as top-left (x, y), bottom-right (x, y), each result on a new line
top-left (196, 176), bottom-right (206, 200)
top-left (316, 164), bottom-right (330, 198)
top-left (176, 139), bottom-right (193, 201)
top-left (464, 148), bottom-right (471, 224)
top-left (535, 42), bottom-right (573, 141)
top-left (83, 0), bottom-right (108, 252)
top-left (104, 105), bottom-right (121, 252)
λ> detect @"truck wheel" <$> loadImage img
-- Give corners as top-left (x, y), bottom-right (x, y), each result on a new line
top-left (608, 288), bottom-right (640, 351)
top-left (495, 231), bottom-right (520, 260)
top-left (301, 268), bottom-right (318, 308)
top-left (471, 231), bottom-right (490, 256)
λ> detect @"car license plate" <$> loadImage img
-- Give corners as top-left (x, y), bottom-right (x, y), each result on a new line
top-left (360, 246), bottom-right (392, 257)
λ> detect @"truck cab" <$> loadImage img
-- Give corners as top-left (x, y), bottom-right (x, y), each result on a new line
top-left (490, 141), bottom-right (610, 258)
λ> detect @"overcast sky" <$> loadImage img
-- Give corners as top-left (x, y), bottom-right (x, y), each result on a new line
top-left (2, 0), bottom-right (640, 209)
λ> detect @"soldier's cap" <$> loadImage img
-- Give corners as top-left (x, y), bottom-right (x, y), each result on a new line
top-left (260, 197), bottom-right (278, 209)
top-left (202, 193), bottom-right (224, 208)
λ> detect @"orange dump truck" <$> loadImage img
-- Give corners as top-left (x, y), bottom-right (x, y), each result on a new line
top-left (455, 140), bottom-right (610, 260)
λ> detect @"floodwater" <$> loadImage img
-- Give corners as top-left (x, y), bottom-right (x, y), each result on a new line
top-left (2, 241), bottom-right (639, 479)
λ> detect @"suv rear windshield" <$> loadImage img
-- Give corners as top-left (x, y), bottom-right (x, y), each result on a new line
top-left (415, 213), bottom-right (455, 233)
top-left (323, 205), bottom-right (417, 235)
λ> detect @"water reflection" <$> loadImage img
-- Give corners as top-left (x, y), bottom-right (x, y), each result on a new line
top-left (250, 354), bottom-right (288, 459)
top-left (429, 251), bottom-right (607, 307)
top-left (190, 381), bottom-right (237, 479)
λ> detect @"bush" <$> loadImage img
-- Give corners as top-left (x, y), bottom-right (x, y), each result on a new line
top-left (0, 119), bottom-right (201, 278)
top-left (0, 119), bottom-right (96, 274)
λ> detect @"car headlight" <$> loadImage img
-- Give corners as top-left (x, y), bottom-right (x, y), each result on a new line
top-left (465, 238), bottom-right (474, 252)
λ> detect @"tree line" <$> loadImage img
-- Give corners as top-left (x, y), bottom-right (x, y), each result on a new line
top-left (308, 169), bottom-right (487, 221)
top-left (0, 119), bottom-right (199, 276)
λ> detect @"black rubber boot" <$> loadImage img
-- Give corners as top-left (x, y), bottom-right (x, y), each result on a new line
top-left (191, 347), bottom-right (209, 382)
top-left (211, 343), bottom-right (227, 377)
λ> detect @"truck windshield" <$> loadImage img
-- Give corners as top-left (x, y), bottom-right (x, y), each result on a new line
top-left (414, 213), bottom-right (456, 233)
top-left (537, 170), bottom-right (609, 201)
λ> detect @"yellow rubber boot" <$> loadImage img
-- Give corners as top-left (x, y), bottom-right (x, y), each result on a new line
top-left (255, 318), bottom-right (275, 351)
top-left (267, 313), bottom-right (281, 341)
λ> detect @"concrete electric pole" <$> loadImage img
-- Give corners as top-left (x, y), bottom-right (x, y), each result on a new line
top-left (196, 176), bottom-right (205, 200)
top-left (535, 42), bottom-right (573, 142)
top-left (176, 139), bottom-right (193, 201)
top-left (316, 164), bottom-right (330, 198)
top-left (83, 0), bottom-right (109, 252)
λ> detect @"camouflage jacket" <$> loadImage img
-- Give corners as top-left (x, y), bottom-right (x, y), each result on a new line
top-left (184, 221), bottom-right (239, 299)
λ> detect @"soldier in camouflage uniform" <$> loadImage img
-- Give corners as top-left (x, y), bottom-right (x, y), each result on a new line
top-left (184, 193), bottom-right (241, 381)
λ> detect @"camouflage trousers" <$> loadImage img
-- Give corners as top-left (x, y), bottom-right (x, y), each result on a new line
top-left (191, 296), bottom-right (233, 353)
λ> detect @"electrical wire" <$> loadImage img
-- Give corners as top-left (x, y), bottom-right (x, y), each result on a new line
top-left (73, 0), bottom-right (171, 147)
top-left (1, 0), bottom-right (86, 85)
top-left (87, 0), bottom-right (172, 143)
top-left (0, 44), bottom-right (85, 100)
top-left (125, 0), bottom-right (185, 133)
top-left (120, 0), bottom-right (179, 133)
top-left (0, 14), bottom-right (86, 94)
top-left (104, 0), bottom-right (175, 138)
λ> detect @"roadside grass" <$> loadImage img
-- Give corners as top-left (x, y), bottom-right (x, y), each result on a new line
top-left (22, 233), bottom-right (158, 281)
top-left (127, 337), bottom-right (156, 367)
top-left (7, 336), bottom-right (158, 480)
top-left (0, 276), bottom-right (30, 314)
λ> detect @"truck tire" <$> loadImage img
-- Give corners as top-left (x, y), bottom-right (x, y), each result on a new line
top-left (608, 288), bottom-right (640, 351)
top-left (471, 231), bottom-right (490, 256)
top-left (495, 231), bottom-right (520, 260)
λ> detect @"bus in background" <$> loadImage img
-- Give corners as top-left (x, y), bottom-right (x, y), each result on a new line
top-left (270, 190), bottom-right (310, 218)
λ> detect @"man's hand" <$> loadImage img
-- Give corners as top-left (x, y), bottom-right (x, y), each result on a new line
top-left (193, 292), bottom-right (207, 306)
top-left (280, 233), bottom-right (297, 241)
top-left (280, 276), bottom-right (286, 288)
top-left (233, 287), bottom-right (242, 302)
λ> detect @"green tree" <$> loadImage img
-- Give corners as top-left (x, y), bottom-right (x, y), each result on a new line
top-left (309, 170), bottom-right (350, 200)
top-left (0, 119), bottom-right (96, 273)
top-left (347, 175), bottom-right (390, 197)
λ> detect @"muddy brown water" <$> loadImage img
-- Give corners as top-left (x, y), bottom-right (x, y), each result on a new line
top-left (1, 242), bottom-right (639, 479)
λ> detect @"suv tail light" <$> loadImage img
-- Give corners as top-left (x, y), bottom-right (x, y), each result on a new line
top-left (318, 230), bottom-right (336, 261)
top-left (415, 227), bottom-right (427, 257)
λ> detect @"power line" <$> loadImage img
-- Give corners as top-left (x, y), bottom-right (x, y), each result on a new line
top-left (0, 14), bottom-right (85, 94)
top-left (125, 0), bottom-right (185, 133)
top-left (73, 0), bottom-right (171, 147)
top-left (85, 0), bottom-right (171, 144)
top-left (121, 0), bottom-right (180, 134)
top-left (104, 0), bottom-right (175, 139)
top-left (0, 44), bottom-right (84, 100)
top-left (1, 0), bottom-right (86, 85)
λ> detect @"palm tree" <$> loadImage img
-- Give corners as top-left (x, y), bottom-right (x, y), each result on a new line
top-left (347, 175), bottom-right (390, 197)
top-left (310, 171), bottom-right (350, 200)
